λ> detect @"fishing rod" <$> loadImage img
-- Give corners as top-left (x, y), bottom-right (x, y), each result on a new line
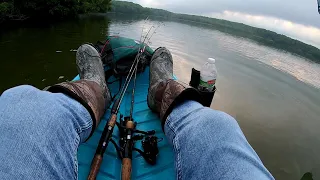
top-left (117, 82), bottom-right (161, 180)
top-left (88, 48), bottom-right (146, 180)
top-left (121, 40), bottom-right (142, 180)
top-left (118, 22), bottom-right (165, 180)
top-left (87, 23), bottom-right (155, 180)
top-left (121, 60), bottom-right (139, 180)
top-left (117, 52), bottom-right (160, 180)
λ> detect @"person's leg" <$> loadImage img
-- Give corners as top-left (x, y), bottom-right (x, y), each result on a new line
top-left (0, 85), bottom-right (92, 179)
top-left (0, 44), bottom-right (110, 180)
top-left (164, 100), bottom-right (274, 180)
top-left (147, 47), bottom-right (274, 179)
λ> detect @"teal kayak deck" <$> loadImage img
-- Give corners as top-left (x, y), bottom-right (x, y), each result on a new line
top-left (73, 67), bottom-right (175, 180)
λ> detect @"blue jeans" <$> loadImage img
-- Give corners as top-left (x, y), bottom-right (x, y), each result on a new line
top-left (0, 85), bottom-right (273, 179)
top-left (165, 100), bottom-right (274, 180)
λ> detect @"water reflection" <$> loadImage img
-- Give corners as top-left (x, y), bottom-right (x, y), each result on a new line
top-left (107, 15), bottom-right (320, 180)
top-left (0, 15), bottom-right (111, 92)
top-left (0, 14), bottom-right (320, 180)
top-left (107, 14), bottom-right (320, 89)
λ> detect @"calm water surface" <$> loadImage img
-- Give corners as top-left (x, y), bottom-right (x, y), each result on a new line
top-left (1, 15), bottom-right (320, 179)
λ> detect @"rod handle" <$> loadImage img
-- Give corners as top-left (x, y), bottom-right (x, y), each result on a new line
top-left (108, 114), bottom-right (117, 127)
top-left (121, 158), bottom-right (132, 180)
top-left (88, 154), bottom-right (103, 180)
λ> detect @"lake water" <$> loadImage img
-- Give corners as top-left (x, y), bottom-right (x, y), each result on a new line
top-left (1, 14), bottom-right (320, 179)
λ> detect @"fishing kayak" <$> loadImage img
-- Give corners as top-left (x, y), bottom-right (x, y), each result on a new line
top-left (73, 37), bottom-right (175, 180)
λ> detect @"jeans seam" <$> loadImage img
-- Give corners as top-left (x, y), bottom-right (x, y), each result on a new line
top-left (166, 116), bottom-right (176, 137)
top-left (173, 136), bottom-right (182, 180)
top-left (73, 135), bottom-right (80, 180)
top-left (166, 116), bottom-right (182, 180)
top-left (76, 113), bottom-right (93, 141)
top-left (79, 121), bottom-right (92, 134)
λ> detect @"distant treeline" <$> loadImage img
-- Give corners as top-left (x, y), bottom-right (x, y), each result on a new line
top-left (111, 1), bottom-right (320, 63)
top-left (0, 0), bottom-right (111, 23)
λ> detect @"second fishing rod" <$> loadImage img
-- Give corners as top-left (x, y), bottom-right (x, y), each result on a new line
top-left (87, 21), bottom-right (161, 180)
top-left (119, 47), bottom-right (159, 180)
top-left (87, 46), bottom-right (146, 180)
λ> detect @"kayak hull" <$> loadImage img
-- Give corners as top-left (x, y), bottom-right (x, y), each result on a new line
top-left (74, 66), bottom-right (175, 180)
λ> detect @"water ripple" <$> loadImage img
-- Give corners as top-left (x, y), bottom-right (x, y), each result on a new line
top-left (109, 20), bottom-right (320, 89)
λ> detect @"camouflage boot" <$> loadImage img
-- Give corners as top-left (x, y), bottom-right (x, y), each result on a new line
top-left (147, 47), bottom-right (202, 129)
top-left (48, 44), bottom-right (111, 139)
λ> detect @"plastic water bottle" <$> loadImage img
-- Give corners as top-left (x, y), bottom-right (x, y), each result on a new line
top-left (199, 58), bottom-right (217, 91)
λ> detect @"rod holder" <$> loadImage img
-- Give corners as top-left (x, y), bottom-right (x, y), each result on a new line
top-left (189, 68), bottom-right (216, 107)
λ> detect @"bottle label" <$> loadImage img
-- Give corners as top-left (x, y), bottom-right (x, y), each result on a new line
top-left (199, 79), bottom-right (216, 88)
top-left (207, 79), bottom-right (216, 85)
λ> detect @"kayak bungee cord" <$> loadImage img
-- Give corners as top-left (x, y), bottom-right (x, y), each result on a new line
top-left (87, 22), bottom-right (157, 180)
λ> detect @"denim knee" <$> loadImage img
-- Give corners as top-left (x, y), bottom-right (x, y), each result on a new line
top-left (190, 107), bottom-right (239, 132)
top-left (1, 85), bottom-right (72, 134)
top-left (1, 85), bottom-right (38, 97)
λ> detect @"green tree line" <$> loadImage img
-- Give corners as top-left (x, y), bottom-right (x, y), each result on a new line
top-left (110, 1), bottom-right (320, 63)
top-left (0, 0), bottom-right (111, 23)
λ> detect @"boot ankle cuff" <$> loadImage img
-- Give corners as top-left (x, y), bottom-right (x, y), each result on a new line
top-left (161, 81), bottom-right (201, 130)
top-left (47, 81), bottom-right (105, 141)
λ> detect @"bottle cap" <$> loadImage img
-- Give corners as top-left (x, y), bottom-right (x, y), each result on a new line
top-left (208, 58), bottom-right (215, 63)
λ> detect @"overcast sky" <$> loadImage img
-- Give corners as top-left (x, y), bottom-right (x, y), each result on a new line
top-left (126, 0), bottom-right (320, 48)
